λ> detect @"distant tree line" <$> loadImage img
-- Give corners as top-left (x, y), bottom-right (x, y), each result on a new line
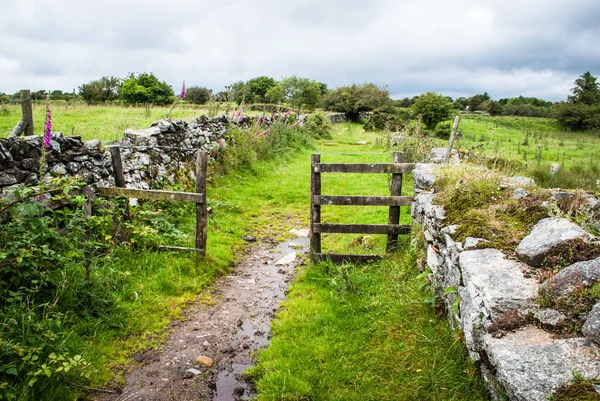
top-left (3, 70), bottom-right (598, 132)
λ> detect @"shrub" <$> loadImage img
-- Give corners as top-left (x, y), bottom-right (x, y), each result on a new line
top-left (78, 76), bottom-right (122, 105)
top-left (184, 86), bottom-right (212, 105)
top-left (121, 72), bottom-right (174, 106)
top-left (433, 120), bottom-right (451, 139)
top-left (303, 113), bottom-right (332, 139)
top-left (363, 111), bottom-right (407, 132)
top-left (411, 92), bottom-right (452, 129)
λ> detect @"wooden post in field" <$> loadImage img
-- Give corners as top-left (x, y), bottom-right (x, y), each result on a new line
top-left (195, 152), bottom-right (208, 255)
top-left (109, 146), bottom-right (132, 221)
top-left (310, 154), bottom-right (322, 258)
top-left (444, 115), bottom-right (461, 164)
top-left (386, 152), bottom-right (404, 252)
top-left (22, 90), bottom-right (34, 136)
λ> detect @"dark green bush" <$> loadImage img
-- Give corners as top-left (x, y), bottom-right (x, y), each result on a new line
top-left (433, 120), bottom-right (451, 139)
top-left (303, 113), bottom-right (332, 139)
top-left (363, 111), bottom-right (408, 132)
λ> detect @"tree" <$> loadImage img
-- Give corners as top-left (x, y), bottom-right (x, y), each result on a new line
top-left (568, 71), bottom-right (600, 105)
top-left (246, 76), bottom-right (277, 103)
top-left (279, 76), bottom-right (323, 112)
top-left (480, 100), bottom-right (504, 116)
top-left (411, 92), bottom-right (452, 129)
top-left (184, 86), bottom-right (212, 104)
top-left (121, 73), bottom-right (174, 106)
top-left (78, 76), bottom-right (122, 104)
top-left (467, 93), bottom-right (490, 112)
top-left (322, 83), bottom-right (392, 121)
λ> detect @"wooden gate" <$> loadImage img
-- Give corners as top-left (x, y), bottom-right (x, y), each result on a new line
top-left (310, 152), bottom-right (415, 263)
top-left (98, 146), bottom-right (208, 255)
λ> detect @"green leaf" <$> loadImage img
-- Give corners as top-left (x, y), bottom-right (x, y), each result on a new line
top-left (444, 286), bottom-right (458, 295)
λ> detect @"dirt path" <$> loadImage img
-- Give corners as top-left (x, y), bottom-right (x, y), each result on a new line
top-left (100, 233), bottom-right (309, 401)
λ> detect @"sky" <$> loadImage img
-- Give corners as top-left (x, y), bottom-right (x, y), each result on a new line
top-left (1, 0), bottom-right (600, 101)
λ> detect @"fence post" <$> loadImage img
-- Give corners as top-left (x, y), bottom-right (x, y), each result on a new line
top-left (386, 152), bottom-right (404, 252)
top-left (444, 115), bottom-right (461, 164)
top-left (21, 90), bottom-right (34, 137)
top-left (310, 154), bottom-right (322, 258)
top-left (109, 146), bottom-right (132, 221)
top-left (195, 152), bottom-right (208, 255)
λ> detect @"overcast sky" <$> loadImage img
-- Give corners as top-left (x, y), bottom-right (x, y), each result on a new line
top-left (1, 0), bottom-right (600, 101)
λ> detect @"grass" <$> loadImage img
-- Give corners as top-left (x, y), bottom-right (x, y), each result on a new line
top-left (2, 108), bottom-right (487, 399)
top-left (450, 115), bottom-right (600, 190)
top-left (247, 247), bottom-right (487, 401)
top-left (245, 123), bottom-right (487, 400)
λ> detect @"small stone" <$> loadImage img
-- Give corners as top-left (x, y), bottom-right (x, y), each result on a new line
top-left (242, 236), bottom-right (256, 242)
top-left (511, 187), bottom-right (528, 200)
top-left (195, 355), bottom-right (213, 367)
top-left (550, 163), bottom-right (560, 175)
top-left (289, 228), bottom-right (309, 238)
top-left (507, 176), bottom-right (535, 186)
top-left (356, 140), bottom-right (368, 145)
top-left (275, 252), bottom-right (297, 265)
top-left (186, 368), bottom-right (202, 376)
top-left (535, 308), bottom-right (567, 327)
top-left (464, 237), bottom-right (488, 250)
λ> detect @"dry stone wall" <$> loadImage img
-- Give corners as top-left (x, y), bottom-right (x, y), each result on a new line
top-left (0, 113), bottom-right (347, 193)
top-left (412, 156), bottom-right (600, 400)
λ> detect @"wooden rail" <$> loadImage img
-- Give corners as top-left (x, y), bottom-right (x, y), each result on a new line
top-left (99, 146), bottom-right (208, 255)
top-left (310, 152), bottom-right (412, 264)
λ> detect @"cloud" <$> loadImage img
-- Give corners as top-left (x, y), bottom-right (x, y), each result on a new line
top-left (1, 0), bottom-right (599, 100)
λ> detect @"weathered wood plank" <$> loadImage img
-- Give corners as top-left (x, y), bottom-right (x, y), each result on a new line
top-left (444, 115), bottom-right (461, 164)
top-left (310, 154), bottom-right (322, 254)
top-left (315, 195), bottom-right (412, 206)
top-left (157, 245), bottom-right (205, 253)
top-left (313, 223), bottom-right (411, 235)
top-left (21, 90), bottom-right (34, 137)
top-left (109, 146), bottom-right (126, 188)
top-left (195, 152), bottom-right (208, 255)
top-left (312, 253), bottom-right (382, 264)
top-left (387, 152), bottom-right (404, 252)
top-left (98, 187), bottom-right (204, 203)
top-left (314, 163), bottom-right (415, 174)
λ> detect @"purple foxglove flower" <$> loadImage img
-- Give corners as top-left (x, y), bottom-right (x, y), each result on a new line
top-left (231, 110), bottom-right (236, 119)
top-left (294, 120), bottom-right (302, 126)
top-left (179, 80), bottom-right (186, 99)
top-left (283, 111), bottom-right (290, 118)
top-left (43, 100), bottom-right (52, 148)
top-left (237, 108), bottom-right (242, 118)
top-left (256, 116), bottom-right (262, 126)
top-left (260, 130), bottom-right (268, 136)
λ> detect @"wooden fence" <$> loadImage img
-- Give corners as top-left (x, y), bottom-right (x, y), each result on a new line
top-left (310, 152), bottom-right (415, 263)
top-left (98, 146), bottom-right (208, 255)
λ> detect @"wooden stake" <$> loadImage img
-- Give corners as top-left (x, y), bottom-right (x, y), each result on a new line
top-left (386, 152), bottom-right (404, 252)
top-left (21, 90), bottom-right (34, 137)
top-left (195, 152), bottom-right (208, 255)
top-left (310, 154), bottom-right (322, 257)
top-left (444, 115), bottom-right (461, 164)
top-left (109, 146), bottom-right (131, 221)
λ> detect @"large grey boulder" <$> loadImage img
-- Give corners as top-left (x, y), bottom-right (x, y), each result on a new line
top-left (583, 303), bottom-right (600, 345)
top-left (515, 218), bottom-right (593, 267)
top-left (507, 176), bottom-right (535, 186)
top-left (484, 327), bottom-right (600, 401)
top-left (460, 249), bottom-right (538, 320)
top-left (541, 257), bottom-right (600, 300)
top-left (412, 163), bottom-right (437, 192)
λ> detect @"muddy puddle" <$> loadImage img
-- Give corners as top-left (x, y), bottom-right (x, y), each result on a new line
top-left (100, 234), bottom-right (309, 401)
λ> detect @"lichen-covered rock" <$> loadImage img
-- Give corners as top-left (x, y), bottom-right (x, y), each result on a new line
top-left (582, 303), bottom-right (600, 345)
top-left (464, 237), bottom-right (488, 250)
top-left (460, 249), bottom-right (538, 320)
top-left (515, 218), bottom-right (593, 267)
top-left (541, 257), bottom-right (600, 300)
top-left (428, 148), bottom-right (459, 164)
top-left (483, 327), bottom-right (600, 401)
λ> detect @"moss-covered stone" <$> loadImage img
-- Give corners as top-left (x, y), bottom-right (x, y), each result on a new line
top-left (550, 380), bottom-right (600, 401)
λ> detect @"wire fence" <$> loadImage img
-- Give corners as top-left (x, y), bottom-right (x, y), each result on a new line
top-left (0, 96), bottom-right (32, 106)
